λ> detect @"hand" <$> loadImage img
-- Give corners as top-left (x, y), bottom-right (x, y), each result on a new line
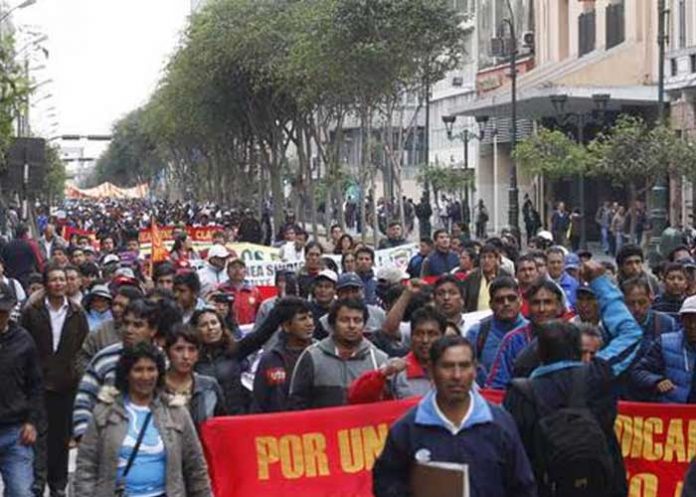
top-left (19, 423), bottom-right (36, 446)
top-left (380, 358), bottom-right (407, 377)
top-left (409, 279), bottom-right (426, 292)
top-left (656, 379), bottom-right (676, 394)
top-left (579, 261), bottom-right (606, 283)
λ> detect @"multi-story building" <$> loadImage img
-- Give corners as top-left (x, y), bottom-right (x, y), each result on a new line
top-left (666, 0), bottom-right (696, 223)
top-left (452, 0), bottom-right (660, 237)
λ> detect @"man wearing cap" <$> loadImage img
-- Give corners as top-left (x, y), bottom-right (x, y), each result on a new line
top-left (0, 282), bottom-right (44, 497)
top-left (631, 295), bottom-right (696, 403)
top-left (572, 284), bottom-right (607, 339)
top-left (21, 264), bottom-right (89, 497)
top-left (309, 269), bottom-right (337, 339)
top-left (197, 244), bottom-right (230, 295)
top-left (319, 273), bottom-right (386, 335)
top-left (219, 256), bottom-right (261, 325)
top-left (546, 246), bottom-right (579, 310)
top-left (82, 285), bottom-right (113, 332)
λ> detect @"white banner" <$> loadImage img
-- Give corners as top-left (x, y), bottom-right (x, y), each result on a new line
top-left (244, 243), bottom-right (419, 286)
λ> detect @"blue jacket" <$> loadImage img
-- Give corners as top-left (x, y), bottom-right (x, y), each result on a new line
top-left (554, 271), bottom-right (579, 310)
top-left (421, 250), bottom-right (459, 277)
top-left (637, 309), bottom-right (677, 355)
top-left (358, 270), bottom-right (378, 306)
top-left (630, 330), bottom-right (696, 403)
top-left (487, 275), bottom-right (642, 389)
top-left (467, 314), bottom-right (528, 386)
top-left (373, 390), bottom-right (536, 497)
top-left (406, 253), bottom-right (426, 279)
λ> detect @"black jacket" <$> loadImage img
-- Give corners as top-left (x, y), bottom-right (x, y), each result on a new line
top-left (251, 337), bottom-right (309, 413)
top-left (462, 268), bottom-right (510, 313)
top-left (1, 238), bottom-right (40, 286)
top-left (21, 297), bottom-right (89, 393)
top-left (0, 322), bottom-right (44, 427)
top-left (194, 310), bottom-right (281, 415)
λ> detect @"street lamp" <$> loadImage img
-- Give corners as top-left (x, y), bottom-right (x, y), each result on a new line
top-left (494, 0), bottom-right (520, 239)
top-left (442, 114), bottom-right (489, 229)
top-left (0, 0), bottom-right (37, 24)
top-left (549, 93), bottom-right (611, 249)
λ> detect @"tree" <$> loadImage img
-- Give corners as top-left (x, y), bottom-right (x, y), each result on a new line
top-left (93, 108), bottom-right (166, 187)
top-left (513, 127), bottom-right (589, 180)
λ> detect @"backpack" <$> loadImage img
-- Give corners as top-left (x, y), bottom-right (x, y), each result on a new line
top-left (512, 368), bottom-right (614, 497)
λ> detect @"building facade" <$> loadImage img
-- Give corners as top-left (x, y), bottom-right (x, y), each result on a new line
top-left (453, 0), bottom-right (660, 237)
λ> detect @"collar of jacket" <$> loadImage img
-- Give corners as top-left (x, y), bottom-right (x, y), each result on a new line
top-left (404, 352), bottom-right (427, 379)
top-left (530, 360), bottom-right (584, 379)
top-left (317, 335), bottom-right (373, 359)
top-left (414, 389), bottom-right (492, 432)
top-left (493, 313), bottom-right (528, 332)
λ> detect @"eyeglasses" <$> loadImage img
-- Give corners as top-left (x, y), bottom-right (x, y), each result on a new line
top-left (493, 295), bottom-right (518, 304)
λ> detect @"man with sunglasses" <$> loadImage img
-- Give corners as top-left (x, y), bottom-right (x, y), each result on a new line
top-left (466, 277), bottom-right (527, 386)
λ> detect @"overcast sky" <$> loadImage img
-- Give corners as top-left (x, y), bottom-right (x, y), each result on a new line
top-left (14, 0), bottom-right (191, 139)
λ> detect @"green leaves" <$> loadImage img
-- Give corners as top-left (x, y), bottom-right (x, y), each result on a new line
top-left (513, 128), bottom-right (589, 180)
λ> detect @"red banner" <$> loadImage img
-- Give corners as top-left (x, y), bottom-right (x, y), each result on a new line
top-left (201, 392), bottom-right (696, 497)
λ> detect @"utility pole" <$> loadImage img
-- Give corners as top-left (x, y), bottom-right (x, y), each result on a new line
top-left (648, 0), bottom-right (669, 266)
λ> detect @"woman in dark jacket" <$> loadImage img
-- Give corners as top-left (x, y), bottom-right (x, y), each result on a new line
top-left (163, 325), bottom-right (225, 426)
top-left (191, 306), bottom-right (283, 414)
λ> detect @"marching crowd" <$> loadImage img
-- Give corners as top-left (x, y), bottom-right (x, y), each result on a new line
top-left (2, 198), bottom-right (696, 497)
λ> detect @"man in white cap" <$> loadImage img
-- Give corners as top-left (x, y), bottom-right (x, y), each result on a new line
top-left (197, 244), bottom-right (230, 295)
top-left (631, 295), bottom-right (696, 403)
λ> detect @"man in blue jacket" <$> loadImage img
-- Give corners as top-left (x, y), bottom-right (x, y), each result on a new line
top-left (466, 276), bottom-right (527, 386)
top-left (503, 260), bottom-right (642, 497)
top-left (373, 335), bottom-right (536, 497)
top-left (630, 295), bottom-right (696, 403)
top-left (547, 246), bottom-right (579, 310)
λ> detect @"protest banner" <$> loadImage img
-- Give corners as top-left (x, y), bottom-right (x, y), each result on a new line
top-left (201, 392), bottom-right (696, 497)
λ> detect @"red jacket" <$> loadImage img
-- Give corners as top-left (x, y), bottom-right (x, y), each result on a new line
top-left (219, 282), bottom-right (261, 325)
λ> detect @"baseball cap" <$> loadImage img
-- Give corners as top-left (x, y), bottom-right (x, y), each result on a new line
top-left (680, 296), bottom-right (696, 315)
top-left (0, 282), bottom-right (17, 312)
top-left (207, 245), bottom-right (230, 260)
top-left (376, 266), bottom-right (409, 285)
top-left (103, 254), bottom-right (120, 265)
top-left (538, 231), bottom-right (553, 242)
top-left (88, 284), bottom-right (113, 300)
top-left (564, 253), bottom-right (581, 270)
top-left (576, 283), bottom-right (595, 297)
top-left (114, 267), bottom-right (136, 280)
top-left (315, 269), bottom-right (338, 284)
top-left (680, 257), bottom-right (696, 270)
top-left (337, 272), bottom-right (364, 290)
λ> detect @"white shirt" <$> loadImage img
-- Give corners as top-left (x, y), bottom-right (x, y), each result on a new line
top-left (432, 391), bottom-right (475, 435)
top-left (45, 297), bottom-right (69, 353)
top-left (279, 242), bottom-right (304, 262)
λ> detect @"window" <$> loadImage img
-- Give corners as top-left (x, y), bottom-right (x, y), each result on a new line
top-left (671, 58), bottom-right (678, 77)
top-left (691, 54), bottom-right (696, 74)
top-left (606, 0), bottom-right (625, 49)
top-left (578, 9), bottom-right (596, 57)
top-left (679, 0), bottom-right (687, 49)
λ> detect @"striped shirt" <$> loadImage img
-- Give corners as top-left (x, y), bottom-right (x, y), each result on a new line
top-left (73, 341), bottom-right (123, 438)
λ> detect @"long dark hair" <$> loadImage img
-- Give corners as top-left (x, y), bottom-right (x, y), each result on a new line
top-left (115, 342), bottom-right (166, 394)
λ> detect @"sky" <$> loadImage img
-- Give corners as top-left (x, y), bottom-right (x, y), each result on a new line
top-left (13, 0), bottom-right (191, 141)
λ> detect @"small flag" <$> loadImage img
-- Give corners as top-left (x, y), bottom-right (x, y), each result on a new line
top-left (151, 220), bottom-right (168, 264)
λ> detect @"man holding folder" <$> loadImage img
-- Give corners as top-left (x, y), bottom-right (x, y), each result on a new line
top-left (372, 335), bottom-right (536, 497)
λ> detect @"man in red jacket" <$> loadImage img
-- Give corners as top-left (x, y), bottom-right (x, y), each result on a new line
top-left (219, 256), bottom-right (261, 325)
top-left (348, 306), bottom-right (446, 403)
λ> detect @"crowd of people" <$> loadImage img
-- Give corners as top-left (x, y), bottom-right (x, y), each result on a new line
top-left (2, 196), bottom-right (696, 497)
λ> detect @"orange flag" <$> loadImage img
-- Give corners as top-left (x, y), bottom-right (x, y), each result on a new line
top-left (151, 219), bottom-right (168, 264)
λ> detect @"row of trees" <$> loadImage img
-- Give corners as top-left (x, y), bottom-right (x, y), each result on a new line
top-left (92, 0), bottom-right (467, 240)
top-left (514, 115), bottom-right (696, 222)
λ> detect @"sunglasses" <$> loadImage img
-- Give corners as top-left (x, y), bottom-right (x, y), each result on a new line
top-left (493, 295), bottom-right (519, 304)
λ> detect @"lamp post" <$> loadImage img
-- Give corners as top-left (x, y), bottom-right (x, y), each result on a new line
top-left (549, 93), bottom-right (610, 249)
top-left (498, 0), bottom-right (520, 239)
top-left (647, 0), bottom-right (670, 266)
top-left (442, 114), bottom-right (489, 231)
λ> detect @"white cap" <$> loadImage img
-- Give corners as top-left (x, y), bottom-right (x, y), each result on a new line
top-left (208, 245), bottom-right (230, 260)
top-left (537, 230), bottom-right (553, 242)
top-left (376, 266), bottom-right (409, 284)
top-left (103, 254), bottom-right (120, 265)
top-left (316, 269), bottom-right (338, 284)
top-left (680, 296), bottom-right (696, 314)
